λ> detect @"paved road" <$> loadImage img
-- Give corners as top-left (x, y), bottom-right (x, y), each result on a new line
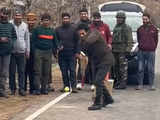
top-left (11, 34), bottom-right (160, 120)
top-left (11, 86), bottom-right (160, 120)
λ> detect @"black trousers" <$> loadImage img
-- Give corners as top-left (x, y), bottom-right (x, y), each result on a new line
top-left (94, 64), bottom-right (112, 104)
top-left (58, 53), bottom-right (76, 88)
top-left (25, 51), bottom-right (35, 93)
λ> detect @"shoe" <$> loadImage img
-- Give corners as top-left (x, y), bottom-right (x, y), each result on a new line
top-left (10, 90), bottom-right (16, 95)
top-left (148, 86), bottom-right (156, 91)
top-left (0, 92), bottom-right (9, 98)
top-left (102, 98), bottom-right (114, 107)
top-left (48, 85), bottom-right (55, 92)
top-left (76, 83), bottom-right (82, 90)
top-left (88, 104), bottom-right (102, 110)
top-left (19, 90), bottom-right (26, 96)
top-left (114, 85), bottom-right (126, 89)
top-left (41, 90), bottom-right (49, 95)
top-left (135, 85), bottom-right (143, 90)
top-left (33, 90), bottom-right (41, 95)
top-left (72, 88), bottom-right (78, 93)
top-left (91, 85), bottom-right (96, 91)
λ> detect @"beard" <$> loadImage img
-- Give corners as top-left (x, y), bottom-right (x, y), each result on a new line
top-left (0, 16), bottom-right (8, 23)
top-left (93, 21), bottom-right (101, 26)
top-left (62, 23), bottom-right (70, 28)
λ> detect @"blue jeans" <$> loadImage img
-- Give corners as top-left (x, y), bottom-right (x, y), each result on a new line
top-left (9, 53), bottom-right (26, 92)
top-left (0, 55), bottom-right (10, 92)
top-left (138, 50), bottom-right (155, 86)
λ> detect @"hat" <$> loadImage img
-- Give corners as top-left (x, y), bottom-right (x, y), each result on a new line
top-left (93, 12), bottom-right (101, 18)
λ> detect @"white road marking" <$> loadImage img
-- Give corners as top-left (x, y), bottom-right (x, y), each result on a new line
top-left (25, 92), bottom-right (71, 120)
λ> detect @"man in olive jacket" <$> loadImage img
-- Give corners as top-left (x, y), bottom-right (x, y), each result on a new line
top-left (112, 11), bottom-right (134, 89)
top-left (77, 23), bottom-right (114, 110)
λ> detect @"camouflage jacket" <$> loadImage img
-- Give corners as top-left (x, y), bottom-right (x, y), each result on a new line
top-left (112, 23), bottom-right (133, 53)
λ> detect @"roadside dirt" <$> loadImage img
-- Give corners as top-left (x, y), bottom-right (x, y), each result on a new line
top-left (0, 66), bottom-right (62, 120)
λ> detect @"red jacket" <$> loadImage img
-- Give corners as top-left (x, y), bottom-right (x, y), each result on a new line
top-left (90, 22), bottom-right (112, 45)
top-left (137, 24), bottom-right (158, 51)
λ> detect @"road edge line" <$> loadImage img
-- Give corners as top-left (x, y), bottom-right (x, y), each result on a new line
top-left (25, 92), bottom-right (70, 120)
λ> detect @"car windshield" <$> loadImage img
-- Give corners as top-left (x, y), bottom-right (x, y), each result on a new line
top-left (101, 14), bottom-right (143, 32)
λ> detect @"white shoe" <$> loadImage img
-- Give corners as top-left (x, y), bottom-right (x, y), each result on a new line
top-left (149, 86), bottom-right (156, 91)
top-left (76, 83), bottom-right (82, 90)
top-left (91, 85), bottom-right (96, 91)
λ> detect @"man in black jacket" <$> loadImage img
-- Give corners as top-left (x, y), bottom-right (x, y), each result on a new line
top-left (56, 13), bottom-right (80, 93)
top-left (77, 23), bottom-right (114, 110)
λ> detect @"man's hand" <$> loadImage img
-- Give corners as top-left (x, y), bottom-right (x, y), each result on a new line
top-left (58, 45), bottom-right (64, 51)
top-left (0, 37), bottom-right (8, 43)
top-left (25, 51), bottom-right (30, 59)
top-left (75, 53), bottom-right (82, 59)
top-left (108, 44), bottom-right (112, 50)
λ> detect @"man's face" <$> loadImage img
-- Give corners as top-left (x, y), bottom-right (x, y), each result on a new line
top-left (78, 29), bottom-right (87, 39)
top-left (27, 20), bottom-right (36, 28)
top-left (80, 12), bottom-right (88, 21)
top-left (0, 12), bottom-right (8, 22)
top-left (93, 17), bottom-right (101, 22)
top-left (42, 19), bottom-right (50, 27)
top-left (14, 13), bottom-right (23, 24)
top-left (116, 17), bottom-right (125, 24)
top-left (142, 16), bottom-right (150, 25)
top-left (62, 16), bottom-right (70, 25)
top-left (93, 16), bottom-right (101, 26)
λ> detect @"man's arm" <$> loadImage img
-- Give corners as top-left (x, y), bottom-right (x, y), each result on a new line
top-left (11, 24), bottom-right (17, 42)
top-left (24, 25), bottom-right (30, 58)
top-left (105, 24), bottom-right (112, 49)
top-left (126, 26), bottom-right (134, 52)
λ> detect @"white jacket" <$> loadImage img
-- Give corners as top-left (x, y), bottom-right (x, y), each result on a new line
top-left (10, 20), bottom-right (30, 53)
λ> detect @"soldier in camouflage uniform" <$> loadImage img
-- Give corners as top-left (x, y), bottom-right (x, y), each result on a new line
top-left (112, 11), bottom-right (134, 89)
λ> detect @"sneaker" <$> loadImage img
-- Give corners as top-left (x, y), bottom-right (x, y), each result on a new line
top-left (148, 86), bottom-right (156, 91)
top-left (19, 90), bottom-right (26, 96)
top-left (88, 104), bottom-right (102, 110)
top-left (72, 88), bottom-right (78, 93)
top-left (76, 83), bottom-right (82, 90)
top-left (91, 85), bottom-right (96, 91)
top-left (135, 85), bottom-right (143, 90)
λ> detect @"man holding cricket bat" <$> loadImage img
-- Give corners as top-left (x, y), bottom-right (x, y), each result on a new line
top-left (77, 23), bottom-right (114, 110)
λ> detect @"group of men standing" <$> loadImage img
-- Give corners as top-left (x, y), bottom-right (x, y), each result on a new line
top-left (0, 6), bottom-right (158, 111)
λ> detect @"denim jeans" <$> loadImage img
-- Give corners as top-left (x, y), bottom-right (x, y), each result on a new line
top-left (0, 55), bottom-right (10, 92)
top-left (138, 50), bottom-right (155, 86)
top-left (9, 53), bottom-right (26, 91)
